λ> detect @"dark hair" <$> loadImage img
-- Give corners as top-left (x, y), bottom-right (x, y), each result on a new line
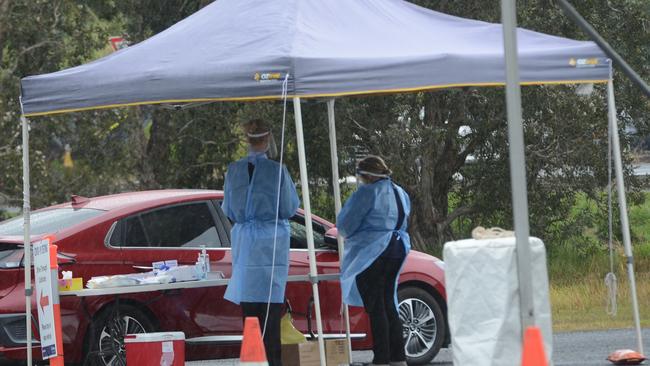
top-left (243, 119), bottom-right (271, 145)
top-left (357, 155), bottom-right (392, 176)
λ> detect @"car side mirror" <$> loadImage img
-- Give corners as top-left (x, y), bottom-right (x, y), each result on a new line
top-left (324, 227), bottom-right (339, 250)
top-left (57, 251), bottom-right (77, 266)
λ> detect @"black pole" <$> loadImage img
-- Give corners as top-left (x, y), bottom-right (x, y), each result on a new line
top-left (557, 0), bottom-right (650, 97)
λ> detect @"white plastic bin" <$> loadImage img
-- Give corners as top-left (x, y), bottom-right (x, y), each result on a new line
top-left (443, 237), bottom-right (553, 366)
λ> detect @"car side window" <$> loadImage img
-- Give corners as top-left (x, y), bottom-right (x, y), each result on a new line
top-left (124, 216), bottom-right (148, 245)
top-left (289, 215), bottom-right (328, 250)
top-left (112, 201), bottom-right (223, 248)
top-left (211, 200), bottom-right (232, 247)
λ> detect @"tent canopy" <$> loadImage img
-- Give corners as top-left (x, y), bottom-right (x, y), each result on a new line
top-left (20, 0), bottom-right (609, 117)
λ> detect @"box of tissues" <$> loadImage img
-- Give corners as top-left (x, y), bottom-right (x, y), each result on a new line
top-left (58, 271), bottom-right (83, 291)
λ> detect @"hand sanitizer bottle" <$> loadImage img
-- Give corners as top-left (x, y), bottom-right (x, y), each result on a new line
top-left (196, 252), bottom-right (205, 280)
top-left (201, 245), bottom-right (210, 276)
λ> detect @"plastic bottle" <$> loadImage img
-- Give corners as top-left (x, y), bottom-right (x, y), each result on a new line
top-left (201, 245), bottom-right (210, 276)
top-left (196, 252), bottom-right (205, 280)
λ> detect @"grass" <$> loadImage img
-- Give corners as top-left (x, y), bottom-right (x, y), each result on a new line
top-left (550, 271), bottom-right (650, 332)
top-left (548, 192), bottom-right (650, 332)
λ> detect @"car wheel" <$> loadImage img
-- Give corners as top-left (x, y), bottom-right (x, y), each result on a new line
top-left (87, 304), bottom-right (155, 366)
top-left (397, 286), bottom-right (446, 365)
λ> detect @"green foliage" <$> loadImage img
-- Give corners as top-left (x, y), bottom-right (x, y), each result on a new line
top-left (0, 1), bottom-right (648, 259)
top-left (546, 191), bottom-right (650, 287)
top-left (0, 0), bottom-right (123, 207)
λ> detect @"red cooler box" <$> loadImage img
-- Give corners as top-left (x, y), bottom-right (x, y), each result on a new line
top-left (124, 332), bottom-right (185, 366)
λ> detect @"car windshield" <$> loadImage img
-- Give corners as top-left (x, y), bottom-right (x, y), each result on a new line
top-left (0, 208), bottom-right (104, 236)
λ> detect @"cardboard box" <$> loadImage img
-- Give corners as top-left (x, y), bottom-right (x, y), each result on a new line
top-left (281, 339), bottom-right (351, 366)
top-left (282, 341), bottom-right (321, 366)
top-left (325, 338), bottom-right (350, 366)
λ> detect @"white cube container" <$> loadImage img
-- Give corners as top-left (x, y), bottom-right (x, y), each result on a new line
top-left (443, 237), bottom-right (553, 366)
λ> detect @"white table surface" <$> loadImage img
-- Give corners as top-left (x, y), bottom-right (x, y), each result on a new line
top-left (60, 273), bottom-right (340, 297)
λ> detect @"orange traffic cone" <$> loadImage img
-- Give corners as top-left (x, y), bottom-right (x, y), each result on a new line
top-left (240, 317), bottom-right (268, 366)
top-left (521, 326), bottom-right (548, 366)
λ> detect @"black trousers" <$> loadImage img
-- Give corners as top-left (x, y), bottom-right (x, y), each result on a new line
top-left (356, 254), bottom-right (407, 364)
top-left (241, 302), bottom-right (283, 366)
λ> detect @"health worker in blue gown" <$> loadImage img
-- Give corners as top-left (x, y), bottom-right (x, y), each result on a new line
top-left (338, 155), bottom-right (411, 366)
top-left (222, 118), bottom-right (299, 366)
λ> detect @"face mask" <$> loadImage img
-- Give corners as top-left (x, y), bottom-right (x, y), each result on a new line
top-left (355, 174), bottom-right (367, 186)
top-left (355, 168), bottom-right (389, 179)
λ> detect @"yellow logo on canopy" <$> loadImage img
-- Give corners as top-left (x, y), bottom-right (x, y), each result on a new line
top-left (254, 72), bottom-right (283, 82)
top-left (569, 58), bottom-right (600, 68)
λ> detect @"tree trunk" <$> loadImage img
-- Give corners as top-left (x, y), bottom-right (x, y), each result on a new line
top-left (131, 107), bottom-right (159, 189)
top-left (409, 153), bottom-right (452, 252)
top-left (407, 90), bottom-right (477, 252)
top-left (0, 0), bottom-right (12, 70)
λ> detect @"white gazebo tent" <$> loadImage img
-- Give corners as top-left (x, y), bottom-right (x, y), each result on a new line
top-left (19, 0), bottom-right (641, 364)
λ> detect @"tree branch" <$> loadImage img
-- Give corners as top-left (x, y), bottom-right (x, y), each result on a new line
top-left (19, 41), bottom-right (57, 58)
top-left (179, 0), bottom-right (190, 13)
top-left (7, 40), bottom-right (57, 74)
top-left (177, 118), bottom-right (196, 136)
top-left (441, 205), bottom-right (476, 228)
top-left (181, 161), bottom-right (221, 175)
top-left (346, 111), bottom-right (368, 131)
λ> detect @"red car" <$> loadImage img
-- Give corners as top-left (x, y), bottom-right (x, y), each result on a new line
top-left (0, 190), bottom-right (447, 365)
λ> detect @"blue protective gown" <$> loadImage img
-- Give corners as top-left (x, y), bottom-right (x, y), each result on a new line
top-left (222, 152), bottom-right (299, 304)
top-left (337, 179), bottom-right (411, 306)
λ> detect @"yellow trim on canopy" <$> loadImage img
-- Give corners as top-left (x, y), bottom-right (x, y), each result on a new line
top-left (23, 78), bottom-right (609, 117)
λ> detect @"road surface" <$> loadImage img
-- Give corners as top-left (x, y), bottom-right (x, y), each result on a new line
top-left (187, 328), bottom-right (650, 365)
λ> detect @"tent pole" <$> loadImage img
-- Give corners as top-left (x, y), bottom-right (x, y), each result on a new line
top-left (21, 115), bottom-right (33, 366)
top-left (326, 99), bottom-right (353, 359)
top-left (608, 74), bottom-right (644, 354)
top-left (500, 0), bottom-right (535, 334)
top-left (293, 97), bottom-right (327, 366)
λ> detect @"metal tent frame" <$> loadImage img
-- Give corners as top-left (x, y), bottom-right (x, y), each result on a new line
top-left (502, 0), bottom-right (643, 355)
top-left (18, 52), bottom-right (643, 366)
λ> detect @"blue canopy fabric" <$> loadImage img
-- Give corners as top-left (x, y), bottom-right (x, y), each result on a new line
top-left (20, 0), bottom-right (609, 117)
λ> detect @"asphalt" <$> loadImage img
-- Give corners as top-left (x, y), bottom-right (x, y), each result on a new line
top-left (0, 328), bottom-right (645, 365)
top-left (186, 328), bottom-right (650, 365)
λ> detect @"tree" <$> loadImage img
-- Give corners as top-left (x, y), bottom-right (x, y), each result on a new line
top-left (0, 0), bottom-right (132, 208)
top-left (0, 0), bottom-right (243, 212)
top-left (1, 0), bottom-right (647, 257)
top-left (329, 1), bottom-right (650, 252)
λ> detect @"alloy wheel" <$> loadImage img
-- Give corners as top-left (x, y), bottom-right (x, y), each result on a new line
top-left (98, 315), bottom-right (146, 366)
top-left (398, 298), bottom-right (438, 358)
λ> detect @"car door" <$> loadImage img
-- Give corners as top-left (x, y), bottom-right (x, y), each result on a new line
top-left (285, 215), bottom-right (346, 336)
top-left (107, 200), bottom-right (241, 337)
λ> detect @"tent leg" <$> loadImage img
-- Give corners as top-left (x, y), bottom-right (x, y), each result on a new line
top-left (293, 97), bottom-right (327, 366)
top-left (501, 0), bottom-right (535, 334)
top-left (326, 99), bottom-right (353, 360)
top-left (21, 115), bottom-right (33, 366)
top-left (608, 76), bottom-right (644, 354)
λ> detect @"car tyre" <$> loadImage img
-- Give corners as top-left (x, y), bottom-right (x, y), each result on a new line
top-left (86, 304), bottom-right (156, 366)
top-left (397, 286), bottom-right (446, 365)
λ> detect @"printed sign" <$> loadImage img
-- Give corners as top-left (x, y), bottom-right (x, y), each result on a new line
top-left (33, 239), bottom-right (57, 359)
top-left (109, 36), bottom-right (129, 51)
